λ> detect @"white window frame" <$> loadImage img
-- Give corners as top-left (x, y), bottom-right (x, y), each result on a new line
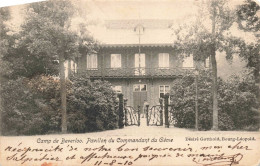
top-left (86, 54), bottom-right (98, 70)
top-left (111, 54), bottom-right (121, 68)
top-left (133, 84), bottom-right (147, 92)
top-left (159, 85), bottom-right (170, 98)
top-left (158, 53), bottom-right (169, 68)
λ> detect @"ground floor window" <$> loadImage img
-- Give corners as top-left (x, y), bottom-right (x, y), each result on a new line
top-left (159, 85), bottom-right (170, 98)
top-left (133, 84), bottom-right (147, 91)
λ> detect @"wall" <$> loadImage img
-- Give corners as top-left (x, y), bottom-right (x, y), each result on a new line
top-left (107, 77), bottom-right (176, 107)
top-left (87, 46), bottom-right (181, 69)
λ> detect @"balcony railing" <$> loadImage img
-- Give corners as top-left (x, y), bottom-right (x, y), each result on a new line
top-left (78, 67), bottom-right (195, 78)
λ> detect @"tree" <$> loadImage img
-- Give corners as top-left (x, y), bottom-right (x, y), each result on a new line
top-left (26, 0), bottom-right (79, 133)
top-left (237, 0), bottom-right (260, 98)
top-left (174, 0), bottom-right (240, 130)
top-left (0, 7), bottom-right (11, 135)
top-left (170, 70), bottom-right (259, 131)
top-left (237, 0), bottom-right (260, 33)
top-left (1, 0), bottom-right (99, 134)
top-left (2, 0), bottom-right (79, 133)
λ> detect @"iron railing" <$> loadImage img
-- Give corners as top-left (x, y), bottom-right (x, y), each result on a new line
top-left (79, 67), bottom-right (195, 78)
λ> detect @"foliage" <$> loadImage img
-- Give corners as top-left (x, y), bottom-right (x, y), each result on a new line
top-left (1, 76), bottom-right (63, 135)
top-left (218, 69), bottom-right (259, 130)
top-left (237, 0), bottom-right (260, 32)
top-left (1, 0), bottom-right (97, 79)
top-left (239, 42), bottom-right (260, 83)
top-left (170, 70), bottom-right (259, 131)
top-left (173, 0), bottom-right (238, 61)
top-left (173, 0), bottom-right (243, 130)
top-left (1, 0), bottom-right (79, 79)
top-left (237, 0), bottom-right (260, 83)
top-left (0, 7), bottom-right (13, 77)
top-left (1, 74), bottom-right (120, 135)
top-left (1, 0), bottom-right (99, 135)
top-left (67, 76), bottom-right (119, 133)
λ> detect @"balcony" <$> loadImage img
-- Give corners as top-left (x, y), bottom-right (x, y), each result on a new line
top-left (79, 67), bottom-right (195, 78)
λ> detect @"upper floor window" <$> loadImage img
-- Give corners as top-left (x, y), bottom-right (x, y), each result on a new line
top-left (183, 55), bottom-right (194, 68)
top-left (87, 54), bottom-right (97, 69)
top-left (159, 53), bottom-right (169, 68)
top-left (111, 54), bottom-right (121, 68)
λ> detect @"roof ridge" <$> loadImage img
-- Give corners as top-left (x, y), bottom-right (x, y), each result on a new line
top-left (105, 19), bottom-right (174, 29)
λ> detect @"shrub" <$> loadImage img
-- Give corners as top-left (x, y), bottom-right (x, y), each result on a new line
top-left (1, 74), bottom-right (120, 135)
top-left (67, 76), bottom-right (119, 133)
top-left (218, 70), bottom-right (259, 130)
top-left (1, 76), bottom-right (61, 135)
top-left (170, 69), bottom-right (259, 131)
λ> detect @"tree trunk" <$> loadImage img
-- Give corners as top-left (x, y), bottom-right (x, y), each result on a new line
top-left (59, 54), bottom-right (67, 133)
top-left (0, 91), bottom-right (2, 135)
top-left (211, 3), bottom-right (218, 130)
top-left (211, 52), bottom-right (218, 130)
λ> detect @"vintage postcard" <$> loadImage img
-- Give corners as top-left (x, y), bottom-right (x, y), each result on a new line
top-left (0, 0), bottom-right (260, 165)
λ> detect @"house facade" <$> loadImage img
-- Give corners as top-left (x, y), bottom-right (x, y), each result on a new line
top-left (75, 20), bottom-right (208, 109)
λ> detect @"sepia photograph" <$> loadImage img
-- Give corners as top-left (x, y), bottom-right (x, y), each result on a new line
top-left (0, 0), bottom-right (260, 165)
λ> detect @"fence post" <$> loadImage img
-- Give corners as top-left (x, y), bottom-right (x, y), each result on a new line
top-left (164, 93), bottom-right (169, 128)
top-left (124, 99), bottom-right (128, 126)
top-left (118, 93), bottom-right (124, 129)
top-left (137, 105), bottom-right (141, 126)
top-left (159, 98), bottom-right (163, 126)
top-left (146, 105), bottom-right (149, 126)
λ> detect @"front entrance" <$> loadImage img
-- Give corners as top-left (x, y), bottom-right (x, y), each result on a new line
top-left (133, 84), bottom-right (147, 111)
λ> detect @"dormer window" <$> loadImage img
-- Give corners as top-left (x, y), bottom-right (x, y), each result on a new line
top-left (134, 24), bottom-right (145, 34)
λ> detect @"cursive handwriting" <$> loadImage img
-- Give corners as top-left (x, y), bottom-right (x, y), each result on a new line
top-left (192, 153), bottom-right (243, 166)
top-left (2, 141), bottom-right (253, 165)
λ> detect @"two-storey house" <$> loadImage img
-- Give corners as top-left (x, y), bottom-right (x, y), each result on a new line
top-left (75, 19), bottom-right (208, 109)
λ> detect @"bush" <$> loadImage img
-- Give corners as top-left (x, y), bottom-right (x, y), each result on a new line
top-left (1, 75), bottom-right (120, 135)
top-left (170, 69), bottom-right (259, 131)
top-left (1, 76), bottom-right (62, 135)
top-left (67, 76), bottom-right (119, 133)
top-left (218, 70), bottom-right (259, 130)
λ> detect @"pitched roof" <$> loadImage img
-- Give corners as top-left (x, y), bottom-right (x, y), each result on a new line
top-left (101, 43), bottom-right (174, 48)
top-left (105, 19), bottom-right (174, 29)
top-left (93, 19), bottom-right (175, 45)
